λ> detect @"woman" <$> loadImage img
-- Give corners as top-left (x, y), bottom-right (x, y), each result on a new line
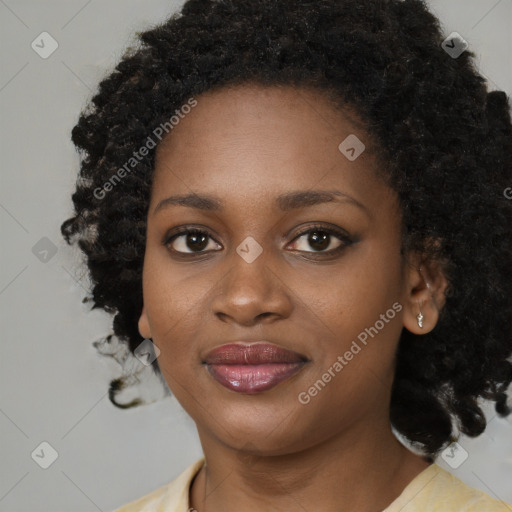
top-left (61, 0), bottom-right (512, 510)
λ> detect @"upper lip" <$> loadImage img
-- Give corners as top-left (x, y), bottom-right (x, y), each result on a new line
top-left (203, 341), bottom-right (308, 365)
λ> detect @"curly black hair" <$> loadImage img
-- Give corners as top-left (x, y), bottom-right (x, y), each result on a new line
top-left (60, 0), bottom-right (512, 458)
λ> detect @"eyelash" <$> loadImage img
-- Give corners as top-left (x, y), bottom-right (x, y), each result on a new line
top-left (163, 223), bottom-right (354, 259)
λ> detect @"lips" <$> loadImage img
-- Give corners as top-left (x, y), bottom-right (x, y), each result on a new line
top-left (203, 342), bottom-right (308, 394)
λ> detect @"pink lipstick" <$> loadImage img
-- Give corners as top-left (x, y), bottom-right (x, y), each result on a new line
top-left (203, 342), bottom-right (307, 394)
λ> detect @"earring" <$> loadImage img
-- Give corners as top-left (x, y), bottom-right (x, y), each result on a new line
top-left (417, 303), bottom-right (424, 328)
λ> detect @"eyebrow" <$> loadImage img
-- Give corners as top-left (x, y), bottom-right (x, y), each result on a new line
top-left (153, 189), bottom-right (369, 216)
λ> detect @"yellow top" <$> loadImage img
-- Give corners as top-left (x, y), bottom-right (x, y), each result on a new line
top-left (113, 458), bottom-right (511, 512)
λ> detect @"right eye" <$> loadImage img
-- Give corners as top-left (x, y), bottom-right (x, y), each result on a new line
top-left (163, 228), bottom-right (222, 255)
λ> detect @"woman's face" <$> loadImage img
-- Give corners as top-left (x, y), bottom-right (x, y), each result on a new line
top-left (139, 84), bottom-right (415, 455)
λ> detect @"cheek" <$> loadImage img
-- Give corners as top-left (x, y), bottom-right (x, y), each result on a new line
top-left (307, 245), bottom-right (403, 336)
top-left (141, 256), bottom-right (203, 358)
top-left (300, 245), bottom-right (404, 387)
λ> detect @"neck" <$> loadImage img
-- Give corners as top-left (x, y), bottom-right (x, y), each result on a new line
top-left (190, 418), bottom-right (432, 512)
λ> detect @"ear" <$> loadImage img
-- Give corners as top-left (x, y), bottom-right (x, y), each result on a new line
top-left (138, 304), bottom-right (152, 339)
top-left (402, 252), bottom-right (449, 335)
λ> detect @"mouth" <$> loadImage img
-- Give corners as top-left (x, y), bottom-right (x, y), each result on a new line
top-left (203, 342), bottom-right (309, 394)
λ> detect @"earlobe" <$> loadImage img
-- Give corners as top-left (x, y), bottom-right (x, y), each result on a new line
top-left (402, 255), bottom-right (449, 335)
top-left (138, 304), bottom-right (152, 339)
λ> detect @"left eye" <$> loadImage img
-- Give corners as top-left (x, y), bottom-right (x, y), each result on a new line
top-left (288, 226), bottom-right (351, 254)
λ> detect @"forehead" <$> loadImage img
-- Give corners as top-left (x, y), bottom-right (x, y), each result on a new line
top-left (150, 84), bottom-right (389, 214)
top-left (155, 83), bottom-right (375, 158)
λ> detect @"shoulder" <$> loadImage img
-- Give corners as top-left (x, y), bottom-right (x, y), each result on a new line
top-left (384, 463), bottom-right (511, 512)
top-left (112, 458), bottom-right (205, 512)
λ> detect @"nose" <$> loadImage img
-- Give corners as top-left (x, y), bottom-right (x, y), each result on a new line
top-left (211, 246), bottom-right (293, 327)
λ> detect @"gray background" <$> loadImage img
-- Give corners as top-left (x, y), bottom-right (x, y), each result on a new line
top-left (1, 1), bottom-right (511, 510)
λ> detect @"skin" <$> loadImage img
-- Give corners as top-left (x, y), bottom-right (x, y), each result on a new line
top-left (138, 84), bottom-right (448, 512)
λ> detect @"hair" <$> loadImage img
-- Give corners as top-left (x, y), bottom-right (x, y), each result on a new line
top-left (61, 0), bottom-right (512, 458)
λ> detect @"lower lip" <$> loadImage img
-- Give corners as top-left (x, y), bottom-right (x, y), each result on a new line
top-left (206, 363), bottom-right (305, 394)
